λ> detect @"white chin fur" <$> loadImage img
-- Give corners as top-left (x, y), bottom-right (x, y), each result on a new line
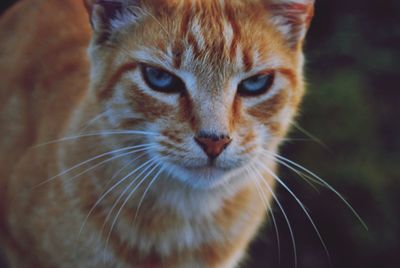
top-left (165, 162), bottom-right (238, 189)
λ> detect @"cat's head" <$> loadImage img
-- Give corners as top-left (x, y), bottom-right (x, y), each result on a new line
top-left (83, 0), bottom-right (314, 188)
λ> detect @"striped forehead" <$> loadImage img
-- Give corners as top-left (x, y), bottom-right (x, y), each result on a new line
top-left (175, 1), bottom-right (243, 69)
top-left (130, 1), bottom-right (277, 73)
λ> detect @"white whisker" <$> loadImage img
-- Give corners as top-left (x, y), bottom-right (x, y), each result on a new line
top-left (65, 146), bottom-right (155, 183)
top-left (79, 111), bottom-right (107, 132)
top-left (245, 167), bottom-right (281, 262)
top-left (101, 157), bottom-right (158, 233)
top-left (98, 157), bottom-right (157, 232)
top-left (249, 163), bottom-right (298, 268)
top-left (291, 122), bottom-right (329, 149)
top-left (78, 151), bottom-right (152, 236)
top-left (254, 158), bottom-right (331, 264)
top-left (34, 144), bottom-right (154, 188)
top-left (110, 158), bottom-right (141, 181)
top-left (267, 152), bottom-right (368, 231)
top-left (269, 155), bottom-right (323, 191)
top-left (104, 160), bottom-right (161, 257)
top-left (104, 151), bottom-right (149, 187)
top-left (133, 163), bottom-right (165, 222)
top-left (33, 130), bottom-right (159, 147)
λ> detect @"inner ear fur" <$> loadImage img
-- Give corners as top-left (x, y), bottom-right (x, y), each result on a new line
top-left (84, 0), bottom-right (141, 44)
top-left (267, 0), bottom-right (315, 49)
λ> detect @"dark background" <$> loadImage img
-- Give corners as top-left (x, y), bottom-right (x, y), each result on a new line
top-left (1, 1), bottom-right (399, 268)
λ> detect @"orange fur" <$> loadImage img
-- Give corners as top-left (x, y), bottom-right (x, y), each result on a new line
top-left (0, 0), bottom-right (314, 267)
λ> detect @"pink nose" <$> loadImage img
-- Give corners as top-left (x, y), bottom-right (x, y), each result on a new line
top-left (195, 133), bottom-right (232, 159)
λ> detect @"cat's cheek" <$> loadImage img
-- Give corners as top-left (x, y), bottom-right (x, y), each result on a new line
top-left (269, 105), bottom-right (297, 138)
top-left (247, 89), bottom-right (289, 122)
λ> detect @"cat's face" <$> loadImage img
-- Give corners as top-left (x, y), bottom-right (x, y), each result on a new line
top-left (85, 0), bottom-right (313, 188)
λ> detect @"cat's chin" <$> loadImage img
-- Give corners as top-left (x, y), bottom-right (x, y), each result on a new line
top-left (167, 163), bottom-right (236, 189)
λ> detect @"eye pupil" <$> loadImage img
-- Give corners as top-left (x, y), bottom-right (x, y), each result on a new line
top-left (249, 76), bottom-right (262, 83)
top-left (141, 65), bottom-right (185, 93)
top-left (238, 73), bottom-right (275, 97)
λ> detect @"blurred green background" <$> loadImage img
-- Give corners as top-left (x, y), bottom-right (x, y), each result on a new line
top-left (1, 1), bottom-right (399, 268)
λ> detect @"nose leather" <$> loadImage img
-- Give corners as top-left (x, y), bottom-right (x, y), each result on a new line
top-left (195, 134), bottom-right (232, 159)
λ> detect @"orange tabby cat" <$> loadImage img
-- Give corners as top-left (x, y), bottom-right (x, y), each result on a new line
top-left (0, 0), bottom-right (314, 267)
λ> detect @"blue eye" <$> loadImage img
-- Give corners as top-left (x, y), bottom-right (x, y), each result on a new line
top-left (141, 65), bottom-right (185, 93)
top-left (238, 73), bottom-right (275, 97)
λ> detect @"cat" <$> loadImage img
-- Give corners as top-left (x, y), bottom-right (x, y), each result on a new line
top-left (0, 0), bottom-right (314, 267)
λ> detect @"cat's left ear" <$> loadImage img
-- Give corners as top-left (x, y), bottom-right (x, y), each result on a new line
top-left (267, 0), bottom-right (315, 49)
top-left (84, 0), bottom-right (142, 44)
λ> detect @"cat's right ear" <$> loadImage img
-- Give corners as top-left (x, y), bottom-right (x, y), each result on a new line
top-left (84, 0), bottom-right (141, 44)
top-left (267, 0), bottom-right (315, 49)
